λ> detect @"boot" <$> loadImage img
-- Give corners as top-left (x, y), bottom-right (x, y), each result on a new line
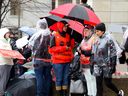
top-left (62, 90), bottom-right (69, 96)
top-left (56, 90), bottom-right (63, 96)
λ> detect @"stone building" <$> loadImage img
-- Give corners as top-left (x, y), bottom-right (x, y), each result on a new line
top-left (2, 0), bottom-right (128, 28)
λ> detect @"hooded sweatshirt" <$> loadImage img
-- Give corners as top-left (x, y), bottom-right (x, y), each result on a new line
top-left (0, 28), bottom-right (13, 65)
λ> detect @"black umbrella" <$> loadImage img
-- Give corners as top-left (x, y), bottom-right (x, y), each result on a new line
top-left (42, 15), bottom-right (83, 43)
top-left (50, 3), bottom-right (101, 26)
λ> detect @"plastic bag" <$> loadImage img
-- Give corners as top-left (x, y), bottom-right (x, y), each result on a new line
top-left (70, 79), bottom-right (85, 94)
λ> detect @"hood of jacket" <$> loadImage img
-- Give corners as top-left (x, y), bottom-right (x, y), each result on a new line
top-left (36, 18), bottom-right (48, 30)
top-left (0, 28), bottom-right (10, 40)
top-left (28, 18), bottom-right (51, 48)
top-left (36, 18), bottom-right (50, 35)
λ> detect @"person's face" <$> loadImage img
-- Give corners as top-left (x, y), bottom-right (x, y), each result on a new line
top-left (63, 24), bottom-right (68, 32)
top-left (95, 30), bottom-right (104, 37)
top-left (4, 32), bottom-right (11, 39)
top-left (9, 33), bottom-right (15, 38)
top-left (83, 28), bottom-right (91, 37)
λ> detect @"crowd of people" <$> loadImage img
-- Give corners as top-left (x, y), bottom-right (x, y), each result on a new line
top-left (0, 0), bottom-right (127, 96)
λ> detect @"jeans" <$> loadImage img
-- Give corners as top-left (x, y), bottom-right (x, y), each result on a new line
top-left (34, 61), bottom-right (52, 96)
top-left (53, 63), bottom-right (70, 90)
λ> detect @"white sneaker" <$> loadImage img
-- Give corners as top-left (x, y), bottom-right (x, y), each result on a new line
top-left (118, 90), bottom-right (124, 96)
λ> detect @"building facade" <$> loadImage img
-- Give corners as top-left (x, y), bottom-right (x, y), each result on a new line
top-left (93, 0), bottom-right (128, 25)
top-left (2, 0), bottom-right (52, 28)
top-left (2, 0), bottom-right (128, 28)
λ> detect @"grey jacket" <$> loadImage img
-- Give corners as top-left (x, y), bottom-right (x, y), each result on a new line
top-left (92, 33), bottom-right (117, 66)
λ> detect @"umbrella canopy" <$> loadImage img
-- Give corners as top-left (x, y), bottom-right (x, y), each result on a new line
top-left (44, 15), bottom-right (84, 35)
top-left (49, 20), bottom-right (83, 43)
top-left (6, 78), bottom-right (36, 96)
top-left (16, 36), bottom-right (29, 49)
top-left (50, 3), bottom-right (100, 26)
top-left (41, 15), bottom-right (84, 43)
top-left (19, 26), bottom-right (36, 36)
top-left (43, 15), bottom-right (64, 27)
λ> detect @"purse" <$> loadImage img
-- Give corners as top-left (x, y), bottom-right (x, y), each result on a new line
top-left (70, 79), bottom-right (85, 94)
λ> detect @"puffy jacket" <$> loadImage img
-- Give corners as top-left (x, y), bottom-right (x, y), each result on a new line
top-left (49, 31), bottom-right (74, 64)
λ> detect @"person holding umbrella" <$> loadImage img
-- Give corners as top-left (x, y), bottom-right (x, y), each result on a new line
top-left (49, 21), bottom-right (75, 96)
top-left (77, 24), bottom-right (97, 96)
top-left (91, 23), bottom-right (124, 96)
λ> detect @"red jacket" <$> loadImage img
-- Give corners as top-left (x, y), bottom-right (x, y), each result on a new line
top-left (80, 41), bottom-right (91, 65)
top-left (49, 32), bottom-right (74, 64)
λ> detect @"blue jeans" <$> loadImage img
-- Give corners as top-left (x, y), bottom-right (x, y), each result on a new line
top-left (53, 63), bottom-right (70, 90)
top-left (34, 60), bottom-right (52, 96)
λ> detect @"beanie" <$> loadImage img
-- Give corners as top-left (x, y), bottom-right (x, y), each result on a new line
top-left (95, 23), bottom-right (106, 32)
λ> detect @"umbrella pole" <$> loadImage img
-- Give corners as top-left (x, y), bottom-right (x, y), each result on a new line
top-left (71, 29), bottom-right (74, 35)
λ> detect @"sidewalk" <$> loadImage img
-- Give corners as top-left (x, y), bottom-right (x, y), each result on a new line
top-left (103, 78), bottom-right (128, 96)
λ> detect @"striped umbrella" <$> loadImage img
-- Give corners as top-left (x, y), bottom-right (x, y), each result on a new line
top-left (50, 3), bottom-right (101, 26)
top-left (43, 15), bottom-right (83, 43)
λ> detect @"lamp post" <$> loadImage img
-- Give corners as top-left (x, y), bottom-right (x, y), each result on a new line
top-left (18, 0), bottom-right (21, 28)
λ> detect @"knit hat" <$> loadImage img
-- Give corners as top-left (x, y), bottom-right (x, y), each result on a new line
top-left (95, 23), bottom-right (106, 32)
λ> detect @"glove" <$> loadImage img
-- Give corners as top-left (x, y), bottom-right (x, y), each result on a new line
top-left (81, 50), bottom-right (92, 56)
top-left (16, 59), bottom-right (24, 65)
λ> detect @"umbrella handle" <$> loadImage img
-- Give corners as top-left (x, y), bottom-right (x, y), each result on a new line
top-left (71, 29), bottom-right (74, 35)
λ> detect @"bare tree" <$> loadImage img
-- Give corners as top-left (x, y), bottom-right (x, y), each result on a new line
top-left (0, 0), bottom-right (10, 28)
top-left (0, 0), bottom-right (51, 28)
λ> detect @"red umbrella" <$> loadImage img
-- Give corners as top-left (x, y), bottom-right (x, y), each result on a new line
top-left (49, 20), bottom-right (84, 35)
top-left (42, 15), bottom-right (83, 43)
top-left (50, 3), bottom-right (101, 26)
top-left (49, 20), bottom-right (83, 43)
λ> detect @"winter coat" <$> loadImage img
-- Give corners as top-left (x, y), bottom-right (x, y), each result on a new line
top-left (106, 31), bottom-right (122, 58)
top-left (49, 31), bottom-right (75, 64)
top-left (0, 28), bottom-right (13, 65)
top-left (91, 33), bottom-right (117, 77)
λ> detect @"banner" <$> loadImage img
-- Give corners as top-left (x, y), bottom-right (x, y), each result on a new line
top-left (0, 49), bottom-right (25, 59)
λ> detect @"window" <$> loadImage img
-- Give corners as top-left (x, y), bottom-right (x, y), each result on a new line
top-left (10, 0), bottom-right (20, 15)
top-left (58, 0), bottom-right (72, 5)
top-left (52, 0), bottom-right (55, 9)
top-left (76, 0), bottom-right (81, 4)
